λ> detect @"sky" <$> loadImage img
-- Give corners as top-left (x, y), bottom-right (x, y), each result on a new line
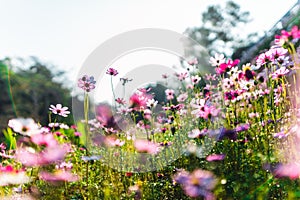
top-left (0, 0), bottom-right (298, 102)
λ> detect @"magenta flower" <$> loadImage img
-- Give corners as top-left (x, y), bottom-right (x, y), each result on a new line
top-left (106, 68), bottom-right (119, 76)
top-left (206, 154), bottom-right (226, 162)
top-left (291, 25), bottom-right (300, 39)
top-left (217, 59), bottom-right (240, 74)
top-left (49, 104), bottom-right (70, 117)
top-left (78, 75), bottom-right (96, 92)
top-left (129, 90), bottom-right (152, 111)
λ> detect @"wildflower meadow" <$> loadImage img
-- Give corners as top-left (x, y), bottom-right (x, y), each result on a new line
top-left (1, 25), bottom-right (300, 199)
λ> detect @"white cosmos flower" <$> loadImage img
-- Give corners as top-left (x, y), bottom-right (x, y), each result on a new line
top-left (146, 99), bottom-right (158, 108)
top-left (209, 53), bottom-right (226, 66)
top-left (8, 118), bottom-right (40, 136)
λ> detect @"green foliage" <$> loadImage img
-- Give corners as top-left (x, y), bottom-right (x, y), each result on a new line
top-left (2, 128), bottom-right (16, 150)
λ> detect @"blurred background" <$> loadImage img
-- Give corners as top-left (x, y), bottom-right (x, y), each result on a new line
top-left (0, 0), bottom-right (299, 130)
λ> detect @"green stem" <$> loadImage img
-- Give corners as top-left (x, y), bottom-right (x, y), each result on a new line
top-left (111, 76), bottom-right (116, 106)
top-left (84, 92), bottom-right (90, 198)
top-left (84, 92), bottom-right (90, 150)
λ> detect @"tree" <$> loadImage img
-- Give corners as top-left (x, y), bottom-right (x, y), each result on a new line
top-left (185, 1), bottom-right (257, 68)
top-left (0, 57), bottom-right (74, 130)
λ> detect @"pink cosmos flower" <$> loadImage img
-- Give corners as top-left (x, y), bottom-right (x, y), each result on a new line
top-left (39, 170), bottom-right (78, 183)
top-left (96, 104), bottom-right (126, 130)
top-left (291, 25), bottom-right (300, 39)
top-left (8, 118), bottom-right (40, 136)
top-left (74, 132), bottom-right (81, 137)
top-left (49, 104), bottom-right (70, 117)
top-left (115, 97), bottom-right (126, 105)
top-left (78, 75), bottom-right (96, 92)
top-left (175, 72), bottom-right (189, 81)
top-left (272, 67), bottom-right (289, 79)
top-left (15, 145), bottom-right (68, 167)
top-left (134, 139), bottom-right (160, 154)
top-left (188, 58), bottom-right (198, 65)
top-left (143, 109), bottom-right (152, 120)
top-left (177, 93), bottom-right (188, 103)
top-left (274, 163), bottom-right (300, 180)
top-left (256, 51), bottom-right (273, 66)
top-left (106, 68), bottom-right (119, 76)
top-left (205, 74), bottom-right (216, 81)
top-left (191, 99), bottom-right (219, 119)
top-left (31, 133), bottom-right (58, 147)
top-left (165, 89), bottom-right (175, 100)
top-left (275, 26), bottom-right (300, 45)
top-left (269, 47), bottom-right (288, 61)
